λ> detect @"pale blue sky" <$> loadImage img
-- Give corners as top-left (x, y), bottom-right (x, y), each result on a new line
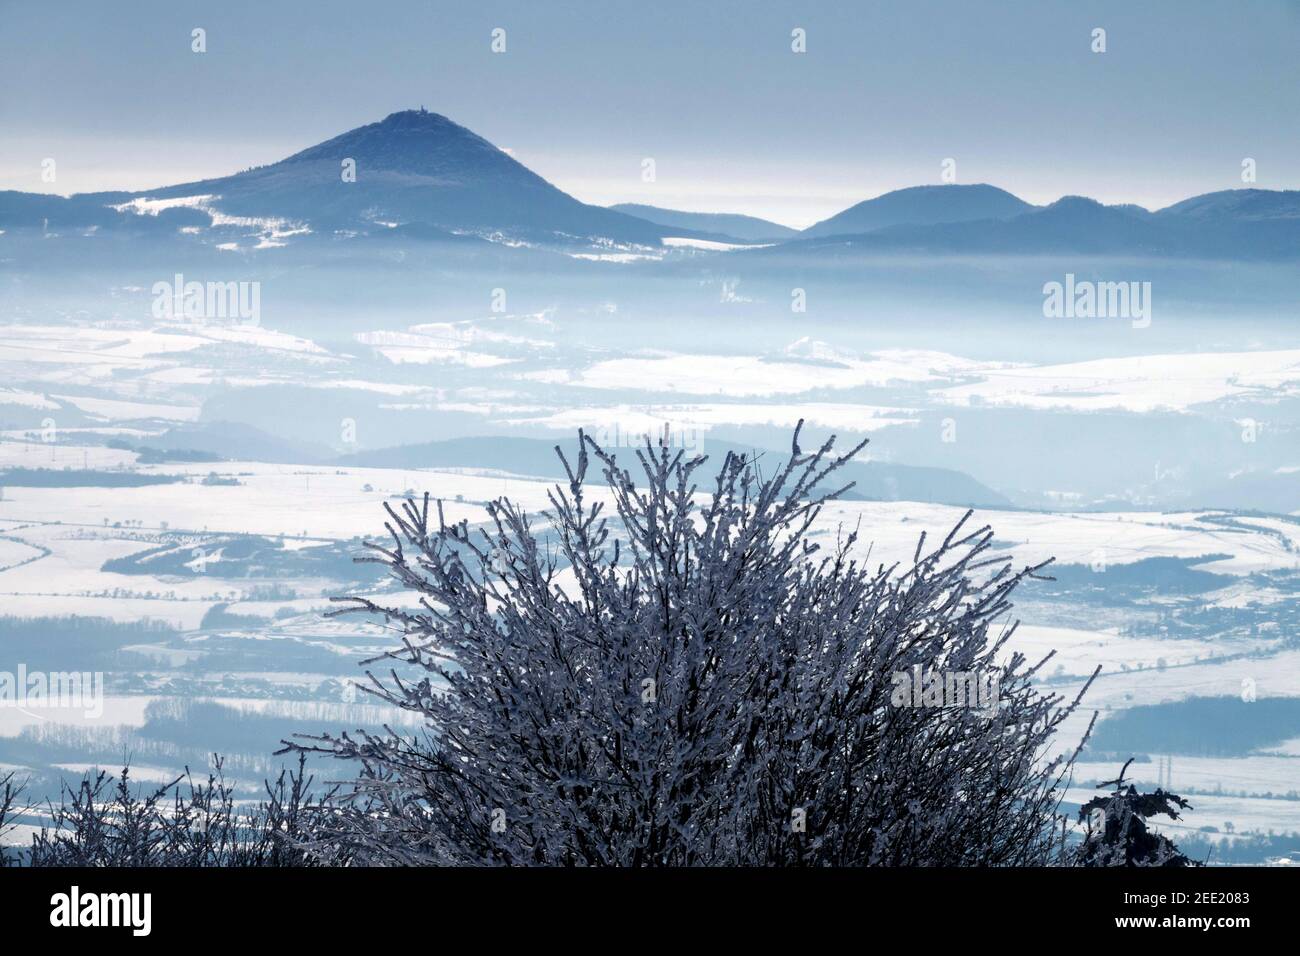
top-left (2, 0), bottom-right (1298, 227)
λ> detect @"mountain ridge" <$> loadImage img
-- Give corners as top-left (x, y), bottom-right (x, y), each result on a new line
top-left (802, 183), bottom-right (1035, 238)
top-left (762, 189), bottom-right (1300, 259)
top-left (334, 434), bottom-right (1013, 509)
top-left (2, 110), bottom-right (1299, 257)
top-left (87, 110), bottom-right (668, 247)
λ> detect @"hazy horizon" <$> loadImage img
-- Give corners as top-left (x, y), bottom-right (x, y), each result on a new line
top-left (3, 103), bottom-right (1295, 230)
top-left (4, 0), bottom-right (1300, 226)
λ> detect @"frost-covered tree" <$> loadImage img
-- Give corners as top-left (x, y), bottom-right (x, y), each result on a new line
top-left (0, 771), bottom-right (23, 867)
top-left (24, 757), bottom-right (329, 867)
top-left (1076, 759), bottom-right (1198, 867)
top-left (292, 426), bottom-right (1095, 866)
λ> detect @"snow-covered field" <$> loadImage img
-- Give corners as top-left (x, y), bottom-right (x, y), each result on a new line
top-left (1, 312), bottom-right (1298, 852)
top-left (815, 501), bottom-right (1300, 576)
top-left (939, 349), bottom-right (1300, 413)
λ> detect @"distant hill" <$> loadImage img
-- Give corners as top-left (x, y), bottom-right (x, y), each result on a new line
top-left (0, 190), bottom-right (211, 233)
top-left (775, 191), bottom-right (1300, 260)
top-left (6, 116), bottom-right (1300, 260)
top-left (610, 203), bottom-right (798, 241)
top-left (1156, 188), bottom-right (1300, 222)
top-left (127, 421), bottom-right (335, 465)
top-left (135, 110), bottom-right (667, 245)
top-left (336, 434), bottom-right (1012, 508)
top-left (1191, 469), bottom-right (1300, 514)
top-left (802, 184), bottom-right (1034, 238)
top-left (6, 110), bottom-right (667, 248)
